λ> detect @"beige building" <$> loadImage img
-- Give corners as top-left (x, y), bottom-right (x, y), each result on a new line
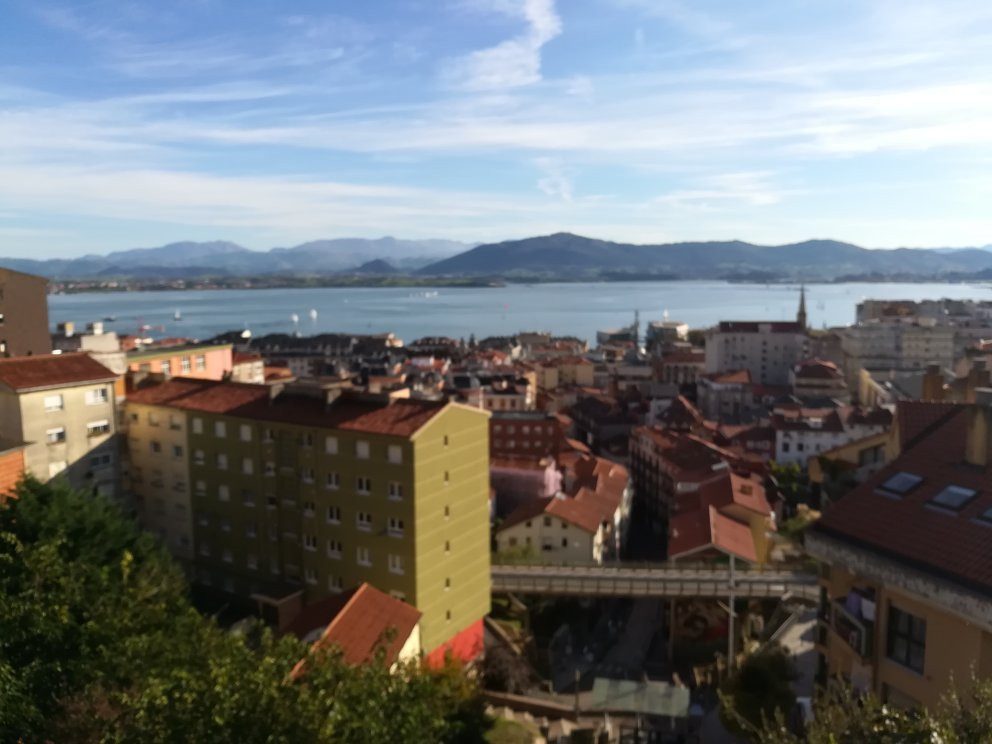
top-left (0, 353), bottom-right (119, 498)
top-left (808, 398), bottom-right (992, 709)
top-left (496, 497), bottom-right (606, 563)
top-left (0, 267), bottom-right (50, 358)
top-left (125, 397), bottom-right (194, 562)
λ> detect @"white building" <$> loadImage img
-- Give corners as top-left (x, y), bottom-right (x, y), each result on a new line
top-left (772, 405), bottom-right (892, 467)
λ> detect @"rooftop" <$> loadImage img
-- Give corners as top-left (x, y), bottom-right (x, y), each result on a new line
top-left (287, 583), bottom-right (421, 667)
top-left (0, 353), bottom-right (117, 392)
top-left (127, 378), bottom-right (451, 437)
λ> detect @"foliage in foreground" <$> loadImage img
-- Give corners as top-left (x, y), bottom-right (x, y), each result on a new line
top-left (0, 478), bottom-right (488, 743)
top-left (725, 671), bottom-right (992, 743)
top-left (720, 645), bottom-right (798, 737)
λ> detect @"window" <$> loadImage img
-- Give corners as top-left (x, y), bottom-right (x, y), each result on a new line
top-left (181, 357), bottom-right (191, 373)
top-left (198, 513), bottom-right (209, 526)
top-left (191, 417), bottom-right (203, 434)
top-left (327, 539), bottom-right (342, 558)
top-left (222, 549), bottom-right (233, 564)
top-left (444, 471), bottom-right (450, 484)
top-left (388, 444), bottom-right (403, 464)
top-left (387, 517), bottom-right (404, 537)
top-left (160, 360), bottom-right (171, 376)
top-left (172, 444), bottom-right (183, 459)
top-left (89, 453), bottom-right (112, 468)
top-left (44, 394), bottom-right (64, 412)
top-left (216, 453), bottom-right (228, 470)
top-left (247, 554), bottom-right (258, 570)
top-left (263, 428), bottom-right (275, 442)
top-left (328, 575), bottom-right (344, 592)
top-left (242, 489), bottom-right (255, 508)
top-left (304, 534), bottom-right (318, 551)
top-left (325, 435), bottom-right (338, 454)
top-left (929, 485), bottom-right (977, 513)
top-left (444, 577), bottom-right (451, 591)
top-left (194, 449), bottom-right (205, 465)
top-left (387, 481), bottom-right (404, 500)
top-left (46, 427), bottom-right (66, 444)
top-left (301, 468), bottom-right (314, 483)
top-left (214, 421), bottom-right (226, 438)
top-left (86, 419), bottom-right (111, 437)
top-left (199, 543), bottom-right (211, 557)
top-left (445, 540), bottom-right (451, 554)
top-left (325, 472), bottom-right (340, 489)
top-left (323, 506), bottom-right (341, 525)
top-left (239, 424), bottom-right (252, 442)
top-left (356, 511), bottom-right (372, 531)
top-left (356, 440), bottom-right (370, 459)
top-left (444, 505), bottom-right (450, 519)
top-left (267, 496), bottom-right (277, 510)
top-left (150, 440), bottom-right (161, 454)
top-left (544, 516), bottom-right (552, 527)
top-left (148, 412), bottom-right (160, 427)
top-left (264, 461), bottom-right (275, 477)
top-left (246, 523), bottom-right (257, 538)
top-left (878, 471), bottom-right (924, 497)
top-left (357, 546), bottom-right (371, 566)
top-left (218, 484), bottom-right (230, 502)
top-left (357, 476), bottom-right (371, 494)
top-left (561, 537), bottom-right (569, 547)
top-left (303, 500), bottom-right (315, 516)
top-left (887, 605), bottom-right (926, 674)
top-left (85, 388), bottom-right (109, 405)
top-left (169, 414), bottom-right (181, 430)
top-left (195, 480), bottom-right (206, 496)
top-left (242, 458), bottom-right (254, 475)
top-left (304, 568), bottom-right (318, 585)
top-left (444, 435), bottom-right (450, 447)
top-left (220, 518), bottom-right (231, 533)
top-left (270, 559), bottom-right (280, 574)
top-left (195, 354), bottom-right (206, 371)
top-left (268, 526), bottom-right (277, 541)
top-left (388, 554), bottom-right (404, 575)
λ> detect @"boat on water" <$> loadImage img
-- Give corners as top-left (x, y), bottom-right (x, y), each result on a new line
top-left (103, 315), bottom-right (116, 322)
top-left (309, 308), bottom-right (318, 321)
top-left (174, 310), bottom-right (182, 321)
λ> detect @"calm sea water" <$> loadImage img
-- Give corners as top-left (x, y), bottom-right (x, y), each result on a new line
top-left (48, 281), bottom-right (992, 344)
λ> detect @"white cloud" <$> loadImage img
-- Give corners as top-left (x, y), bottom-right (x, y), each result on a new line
top-left (442, 0), bottom-right (562, 90)
top-left (535, 157), bottom-right (573, 201)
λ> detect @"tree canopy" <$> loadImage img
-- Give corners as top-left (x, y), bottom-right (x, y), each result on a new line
top-left (0, 478), bottom-right (488, 742)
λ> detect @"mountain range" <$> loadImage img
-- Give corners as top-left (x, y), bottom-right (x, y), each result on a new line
top-left (4, 233), bottom-right (992, 282)
top-left (0, 238), bottom-right (469, 279)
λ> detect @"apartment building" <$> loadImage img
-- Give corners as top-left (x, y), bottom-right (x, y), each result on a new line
top-left (838, 323), bottom-right (955, 389)
top-left (127, 341), bottom-right (234, 380)
top-left (125, 378), bottom-right (491, 660)
top-left (771, 405), bottom-right (892, 468)
top-left (807, 397), bottom-right (992, 709)
top-left (0, 354), bottom-right (119, 497)
top-left (0, 267), bottom-right (50, 358)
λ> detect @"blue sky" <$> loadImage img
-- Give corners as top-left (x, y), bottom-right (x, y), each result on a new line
top-left (2, 0), bottom-right (992, 257)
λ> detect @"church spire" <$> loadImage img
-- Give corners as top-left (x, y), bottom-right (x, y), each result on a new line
top-left (797, 285), bottom-right (808, 330)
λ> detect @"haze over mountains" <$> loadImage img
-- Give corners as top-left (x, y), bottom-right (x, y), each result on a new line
top-left (5, 233), bottom-right (992, 282)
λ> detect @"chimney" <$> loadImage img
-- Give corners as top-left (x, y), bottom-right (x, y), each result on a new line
top-left (921, 363), bottom-right (944, 401)
top-left (966, 388), bottom-right (992, 467)
top-left (967, 359), bottom-right (991, 402)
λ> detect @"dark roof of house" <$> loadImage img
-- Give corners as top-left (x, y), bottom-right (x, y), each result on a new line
top-left (0, 353), bottom-right (117, 391)
top-left (814, 403), bottom-right (992, 593)
top-left (127, 378), bottom-right (450, 437)
top-left (288, 583), bottom-right (421, 667)
top-left (718, 321), bottom-right (803, 333)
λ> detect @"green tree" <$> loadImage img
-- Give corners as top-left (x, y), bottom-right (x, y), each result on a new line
top-left (720, 645), bottom-right (798, 738)
top-left (0, 478), bottom-right (489, 743)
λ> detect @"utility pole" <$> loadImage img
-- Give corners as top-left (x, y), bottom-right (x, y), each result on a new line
top-left (727, 554), bottom-right (736, 666)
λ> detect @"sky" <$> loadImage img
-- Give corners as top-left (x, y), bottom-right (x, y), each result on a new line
top-left (2, 0), bottom-right (992, 257)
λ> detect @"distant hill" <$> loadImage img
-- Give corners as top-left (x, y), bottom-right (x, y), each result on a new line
top-left (346, 259), bottom-right (398, 275)
top-left (0, 237), bottom-right (471, 279)
top-left (419, 233), bottom-right (992, 280)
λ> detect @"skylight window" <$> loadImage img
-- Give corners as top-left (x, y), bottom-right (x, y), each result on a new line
top-left (929, 485), bottom-right (977, 513)
top-left (877, 471), bottom-right (923, 496)
top-left (975, 507), bottom-right (992, 526)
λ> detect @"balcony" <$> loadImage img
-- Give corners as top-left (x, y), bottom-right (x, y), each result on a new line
top-left (830, 595), bottom-right (875, 659)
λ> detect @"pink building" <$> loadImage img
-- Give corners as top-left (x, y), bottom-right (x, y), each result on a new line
top-left (126, 342), bottom-right (233, 381)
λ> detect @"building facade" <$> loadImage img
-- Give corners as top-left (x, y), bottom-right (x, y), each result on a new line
top-left (0, 267), bottom-right (50, 358)
top-left (0, 354), bottom-right (119, 498)
top-left (125, 379), bottom-right (491, 658)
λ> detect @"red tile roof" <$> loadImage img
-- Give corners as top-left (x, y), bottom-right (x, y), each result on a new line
top-left (127, 378), bottom-right (450, 437)
top-left (701, 369), bottom-right (752, 385)
top-left (0, 353), bottom-right (117, 391)
top-left (288, 583), bottom-right (421, 667)
top-left (895, 400), bottom-right (961, 450)
top-left (815, 403), bottom-right (992, 593)
top-left (793, 358), bottom-right (842, 379)
top-left (718, 321), bottom-right (803, 333)
top-left (498, 494), bottom-right (605, 534)
top-left (669, 505), bottom-right (758, 563)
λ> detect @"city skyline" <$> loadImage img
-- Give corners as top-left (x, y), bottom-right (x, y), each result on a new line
top-left (3, 0), bottom-right (992, 256)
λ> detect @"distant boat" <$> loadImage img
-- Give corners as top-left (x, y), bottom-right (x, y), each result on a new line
top-left (309, 308), bottom-right (318, 321)
top-left (240, 329), bottom-right (252, 339)
top-left (291, 313), bottom-right (299, 325)
top-left (103, 315), bottom-right (116, 322)
top-left (174, 310), bottom-right (182, 321)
